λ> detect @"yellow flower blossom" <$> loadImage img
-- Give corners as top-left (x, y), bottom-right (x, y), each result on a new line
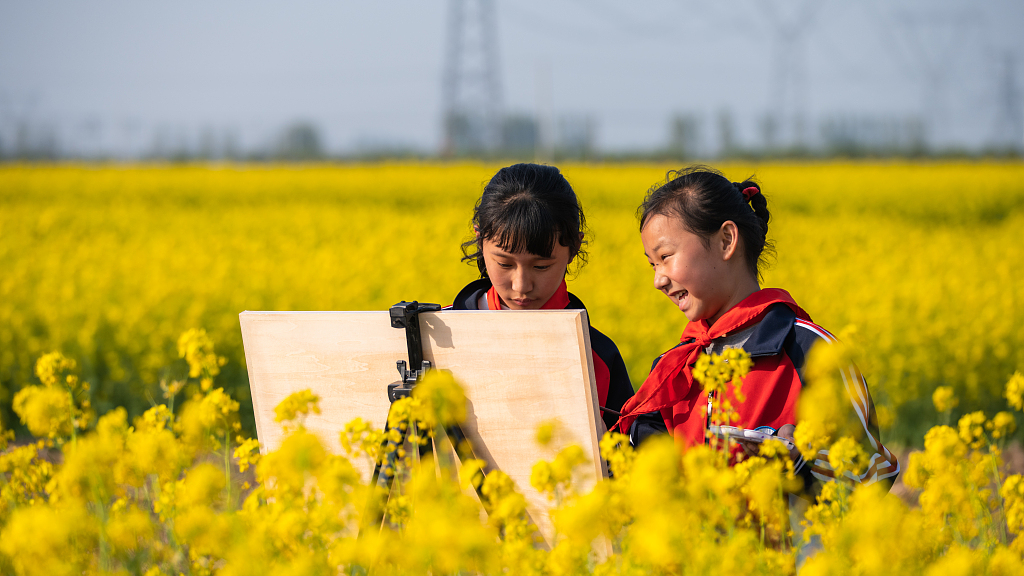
top-left (256, 428), bottom-right (326, 494)
top-left (693, 348), bottom-right (753, 429)
top-left (233, 437), bottom-right (261, 473)
top-left (480, 469), bottom-right (531, 539)
top-left (177, 387), bottom-right (240, 450)
top-left (986, 411), bottom-right (1017, 440)
top-left (48, 408), bottom-right (129, 504)
top-left (827, 436), bottom-right (869, 478)
top-left (34, 352), bottom-right (76, 388)
top-left (136, 403), bottom-right (173, 432)
top-left (535, 419), bottom-right (559, 447)
top-left (798, 340), bottom-right (862, 446)
top-left (0, 501), bottom-right (96, 576)
top-left (1005, 371), bottom-right (1024, 411)
top-left (932, 385), bottom-right (959, 413)
top-left (989, 547), bottom-right (1024, 575)
top-left (120, 425), bottom-right (186, 487)
top-left (273, 389), bottom-right (321, 424)
top-left (12, 385), bottom-right (74, 440)
top-left (0, 445), bottom-right (54, 516)
top-left (599, 431), bottom-right (636, 480)
top-left (177, 328), bottom-right (227, 390)
top-left (957, 411), bottom-right (988, 450)
top-left (530, 444), bottom-right (588, 501)
top-left (339, 417), bottom-right (383, 462)
top-left (105, 505), bottom-right (155, 556)
top-left (1001, 474), bottom-right (1024, 544)
top-left (412, 369), bottom-right (468, 430)
top-left (793, 419), bottom-right (831, 461)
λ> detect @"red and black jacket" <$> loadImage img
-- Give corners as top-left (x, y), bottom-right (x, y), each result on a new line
top-left (449, 278), bottom-right (634, 430)
top-left (620, 290), bottom-right (899, 495)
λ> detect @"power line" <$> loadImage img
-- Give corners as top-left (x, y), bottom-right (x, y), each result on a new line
top-left (992, 52), bottom-right (1023, 151)
top-left (441, 0), bottom-right (504, 156)
top-left (758, 0), bottom-right (821, 150)
top-left (880, 5), bottom-right (983, 147)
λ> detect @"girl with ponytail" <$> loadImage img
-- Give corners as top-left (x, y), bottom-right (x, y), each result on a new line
top-left (616, 165), bottom-right (899, 495)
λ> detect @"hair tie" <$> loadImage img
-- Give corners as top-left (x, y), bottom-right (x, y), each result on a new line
top-left (741, 186), bottom-right (760, 202)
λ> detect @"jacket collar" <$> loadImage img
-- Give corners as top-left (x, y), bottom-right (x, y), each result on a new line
top-left (684, 303), bottom-right (796, 358)
top-left (451, 278), bottom-right (491, 310)
top-left (450, 278), bottom-right (588, 312)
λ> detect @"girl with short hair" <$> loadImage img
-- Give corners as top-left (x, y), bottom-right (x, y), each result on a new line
top-left (449, 163), bottom-right (634, 431)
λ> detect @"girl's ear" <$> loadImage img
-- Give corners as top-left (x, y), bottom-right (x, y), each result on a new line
top-left (718, 220), bottom-right (740, 261)
top-left (474, 224), bottom-right (481, 239)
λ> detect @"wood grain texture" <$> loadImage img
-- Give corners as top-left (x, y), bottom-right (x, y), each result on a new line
top-left (239, 309), bottom-right (605, 545)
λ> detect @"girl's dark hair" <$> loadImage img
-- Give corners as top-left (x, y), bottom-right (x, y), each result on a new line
top-left (461, 163), bottom-right (588, 278)
top-left (638, 165), bottom-right (774, 280)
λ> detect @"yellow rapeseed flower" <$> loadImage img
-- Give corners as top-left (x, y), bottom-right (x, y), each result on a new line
top-left (233, 437), bottom-right (261, 474)
top-left (339, 417), bottom-right (384, 462)
top-left (986, 411), bottom-right (1017, 440)
top-left (827, 436), bottom-right (869, 477)
top-left (1005, 371), bottom-right (1024, 411)
top-left (932, 385), bottom-right (959, 413)
top-left (412, 370), bottom-right (468, 429)
top-left (256, 428), bottom-right (327, 494)
top-left (177, 328), bottom-right (227, 390)
top-left (957, 411), bottom-right (988, 450)
top-left (1001, 474), bottom-right (1024, 547)
top-left (12, 385), bottom-right (73, 440)
top-left (273, 389), bottom-right (321, 424)
top-left (0, 501), bottom-right (96, 576)
top-left (33, 351), bottom-right (76, 388)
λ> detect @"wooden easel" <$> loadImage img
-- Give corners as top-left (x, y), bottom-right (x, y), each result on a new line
top-left (239, 305), bottom-right (606, 546)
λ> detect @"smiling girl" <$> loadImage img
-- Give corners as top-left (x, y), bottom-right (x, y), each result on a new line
top-left (615, 166), bottom-right (899, 493)
top-left (449, 163), bottom-right (634, 431)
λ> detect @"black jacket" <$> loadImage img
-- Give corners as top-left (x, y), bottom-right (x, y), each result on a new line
top-left (449, 278), bottom-right (634, 430)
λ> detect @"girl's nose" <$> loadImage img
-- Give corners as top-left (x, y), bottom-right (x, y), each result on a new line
top-left (511, 267), bottom-right (532, 295)
top-left (653, 267), bottom-right (669, 291)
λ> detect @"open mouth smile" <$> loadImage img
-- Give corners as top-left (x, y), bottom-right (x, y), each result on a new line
top-left (670, 289), bottom-right (689, 310)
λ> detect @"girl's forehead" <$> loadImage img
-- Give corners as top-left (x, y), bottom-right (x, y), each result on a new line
top-left (641, 214), bottom-right (700, 246)
top-left (482, 237), bottom-right (567, 259)
top-left (641, 213), bottom-right (686, 235)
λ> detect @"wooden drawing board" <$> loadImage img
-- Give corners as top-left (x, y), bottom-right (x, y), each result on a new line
top-left (239, 309), bottom-right (605, 544)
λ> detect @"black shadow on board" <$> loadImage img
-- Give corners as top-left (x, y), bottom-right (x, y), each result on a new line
top-left (422, 313), bottom-right (454, 350)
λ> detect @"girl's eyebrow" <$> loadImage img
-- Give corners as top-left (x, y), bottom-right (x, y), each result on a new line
top-left (489, 246), bottom-right (556, 260)
top-left (646, 240), bottom-right (667, 254)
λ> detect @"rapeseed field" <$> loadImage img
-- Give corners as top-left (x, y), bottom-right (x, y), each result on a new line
top-left (1, 337), bottom-right (1023, 574)
top-left (2, 163), bottom-right (1021, 441)
top-left (2, 161), bottom-right (1024, 574)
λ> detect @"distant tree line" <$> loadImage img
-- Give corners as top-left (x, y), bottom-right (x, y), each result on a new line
top-left (0, 113), bottom-right (1021, 162)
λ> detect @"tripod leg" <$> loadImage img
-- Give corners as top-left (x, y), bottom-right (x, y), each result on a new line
top-left (361, 408), bottom-right (412, 533)
top-left (368, 418), bottom-right (392, 490)
top-left (444, 423), bottom-right (489, 503)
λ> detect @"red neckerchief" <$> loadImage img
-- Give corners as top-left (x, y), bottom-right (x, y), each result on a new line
top-left (486, 279), bottom-right (571, 310)
top-left (614, 288), bottom-right (811, 434)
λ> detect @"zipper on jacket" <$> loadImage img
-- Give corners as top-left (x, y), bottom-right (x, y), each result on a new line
top-left (704, 390), bottom-right (715, 445)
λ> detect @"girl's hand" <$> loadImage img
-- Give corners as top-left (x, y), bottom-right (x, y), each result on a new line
top-left (734, 424), bottom-right (800, 462)
top-left (776, 424), bottom-right (801, 462)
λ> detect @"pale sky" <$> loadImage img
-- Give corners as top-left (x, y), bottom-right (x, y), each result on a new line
top-left (1, 0), bottom-right (1021, 156)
